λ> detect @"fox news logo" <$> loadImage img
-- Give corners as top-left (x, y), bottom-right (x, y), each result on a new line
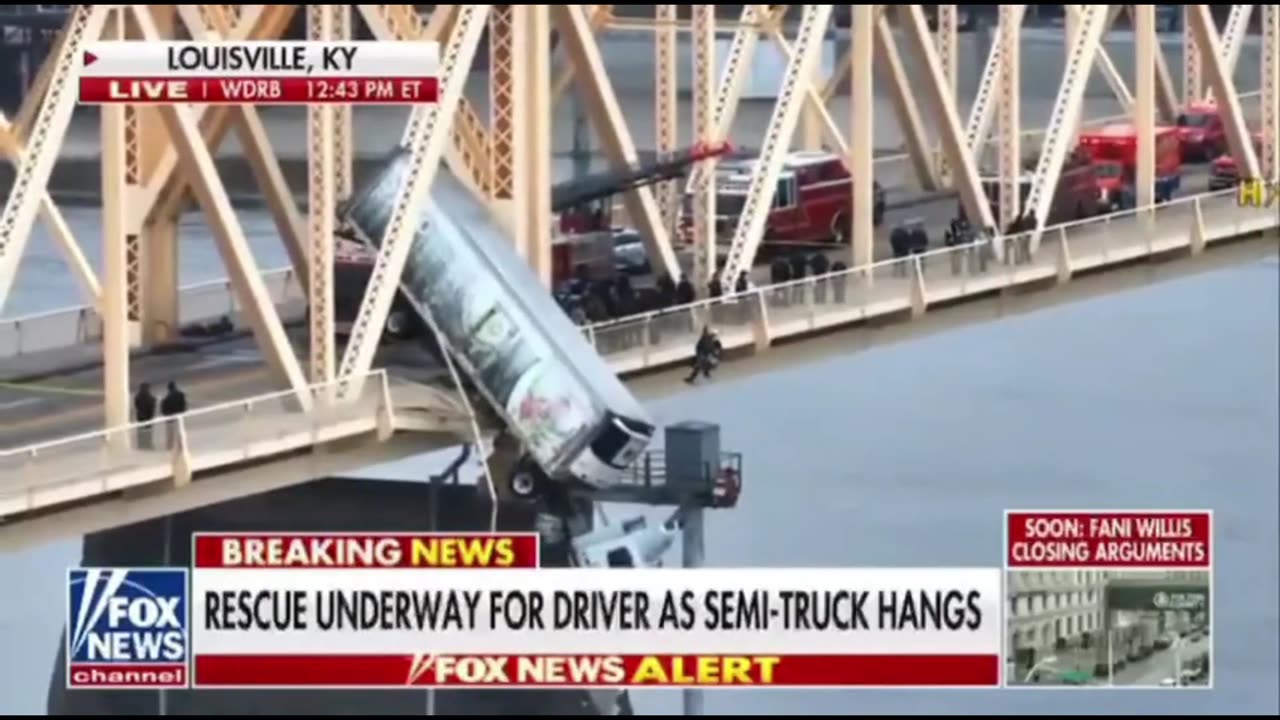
top-left (66, 568), bottom-right (189, 689)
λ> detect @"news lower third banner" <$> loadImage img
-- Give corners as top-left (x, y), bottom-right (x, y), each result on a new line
top-left (67, 532), bottom-right (1003, 689)
top-left (66, 512), bottom-right (1212, 691)
top-left (78, 41), bottom-right (440, 105)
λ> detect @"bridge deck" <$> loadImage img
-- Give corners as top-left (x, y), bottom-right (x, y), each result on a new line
top-left (0, 188), bottom-right (1275, 527)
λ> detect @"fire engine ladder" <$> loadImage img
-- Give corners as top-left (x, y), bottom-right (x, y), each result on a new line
top-left (1021, 5), bottom-right (1109, 256)
top-left (551, 142), bottom-right (731, 214)
top-left (1204, 5), bottom-right (1255, 103)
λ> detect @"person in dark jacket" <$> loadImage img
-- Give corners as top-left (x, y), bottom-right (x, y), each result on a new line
top-left (656, 275), bottom-right (677, 308)
top-left (133, 383), bottom-right (157, 450)
top-left (810, 253), bottom-right (831, 304)
top-left (675, 278), bottom-right (695, 305)
top-left (160, 381), bottom-right (187, 449)
top-left (889, 226), bottom-right (910, 276)
top-left (789, 253), bottom-right (808, 304)
top-left (735, 272), bottom-right (750, 295)
top-left (830, 261), bottom-right (848, 303)
top-left (685, 326), bottom-right (722, 384)
top-left (772, 260), bottom-right (792, 306)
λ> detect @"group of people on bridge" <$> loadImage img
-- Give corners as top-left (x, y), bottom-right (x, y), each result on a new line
top-left (132, 381), bottom-right (188, 450)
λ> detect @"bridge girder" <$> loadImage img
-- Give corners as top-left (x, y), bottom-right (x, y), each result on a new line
top-left (0, 4), bottom-right (1274, 437)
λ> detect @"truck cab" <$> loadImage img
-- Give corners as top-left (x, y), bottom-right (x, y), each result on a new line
top-left (1077, 123), bottom-right (1183, 211)
top-left (1175, 102), bottom-right (1226, 162)
top-left (1208, 131), bottom-right (1265, 190)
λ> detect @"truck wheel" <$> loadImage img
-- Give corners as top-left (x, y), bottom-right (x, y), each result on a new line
top-left (508, 458), bottom-right (549, 500)
top-left (385, 309), bottom-right (412, 340)
top-left (830, 212), bottom-right (848, 244)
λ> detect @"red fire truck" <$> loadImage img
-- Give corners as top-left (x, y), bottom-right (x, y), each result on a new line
top-left (1076, 123), bottom-right (1183, 211)
top-left (1175, 101), bottom-right (1226, 162)
top-left (963, 148), bottom-right (1101, 228)
top-left (1208, 131), bottom-right (1264, 190)
top-left (690, 150), bottom-right (885, 250)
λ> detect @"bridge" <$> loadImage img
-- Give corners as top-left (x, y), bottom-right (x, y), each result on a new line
top-left (0, 5), bottom-right (1277, 550)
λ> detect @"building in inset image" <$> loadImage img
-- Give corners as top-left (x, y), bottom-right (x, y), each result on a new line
top-left (1006, 570), bottom-right (1210, 687)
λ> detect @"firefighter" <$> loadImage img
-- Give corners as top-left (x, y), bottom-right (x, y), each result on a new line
top-left (810, 253), bottom-right (831, 304)
top-left (830, 261), bottom-right (848, 303)
top-left (789, 253), bottom-right (808, 304)
top-left (889, 225), bottom-right (910, 276)
top-left (909, 224), bottom-right (929, 275)
top-left (675, 277), bottom-right (696, 333)
top-left (684, 326), bottom-right (722, 384)
top-left (772, 260), bottom-right (792, 307)
top-left (944, 227), bottom-right (963, 275)
top-left (133, 383), bottom-right (157, 450)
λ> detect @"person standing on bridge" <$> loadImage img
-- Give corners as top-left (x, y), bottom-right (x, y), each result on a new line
top-left (133, 383), bottom-right (157, 450)
top-left (160, 381), bottom-right (188, 449)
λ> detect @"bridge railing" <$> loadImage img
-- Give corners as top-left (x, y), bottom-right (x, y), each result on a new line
top-left (5, 95), bottom-right (1261, 361)
top-left (0, 268), bottom-right (305, 358)
top-left (0, 369), bottom-right (391, 517)
top-left (582, 187), bottom-right (1277, 369)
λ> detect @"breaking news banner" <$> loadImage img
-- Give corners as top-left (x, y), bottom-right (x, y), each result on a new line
top-left (135, 532), bottom-right (1000, 690)
top-left (78, 41), bottom-right (439, 105)
top-left (1003, 510), bottom-right (1213, 689)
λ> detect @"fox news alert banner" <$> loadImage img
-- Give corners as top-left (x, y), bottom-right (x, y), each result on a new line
top-left (78, 41), bottom-right (439, 105)
top-left (1006, 510), bottom-right (1212, 568)
top-left (177, 533), bottom-right (1003, 689)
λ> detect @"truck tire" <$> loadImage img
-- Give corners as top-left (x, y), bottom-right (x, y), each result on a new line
top-left (385, 309), bottom-right (413, 340)
top-left (831, 211), bottom-right (850, 244)
top-left (508, 457), bottom-right (550, 501)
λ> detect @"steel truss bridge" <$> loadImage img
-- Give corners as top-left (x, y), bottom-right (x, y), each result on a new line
top-left (0, 4), bottom-right (1276, 548)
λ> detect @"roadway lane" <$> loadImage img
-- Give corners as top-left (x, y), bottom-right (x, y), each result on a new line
top-left (0, 331), bottom-right (450, 450)
top-left (0, 164), bottom-right (1228, 451)
top-left (1110, 635), bottom-right (1212, 687)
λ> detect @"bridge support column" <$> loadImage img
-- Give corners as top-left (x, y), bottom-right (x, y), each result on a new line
top-left (1134, 5), bottom-right (1156, 212)
top-left (1263, 4), bottom-right (1279, 181)
top-left (909, 257), bottom-right (927, 318)
top-left (654, 5), bottom-right (679, 238)
top-left (1189, 199), bottom-right (1207, 256)
top-left (690, 4), bottom-right (717, 287)
top-left (512, 4), bottom-right (553, 287)
top-left (1055, 227), bottom-right (1073, 284)
top-left (1183, 8), bottom-right (1202, 105)
top-left (307, 5), bottom-right (337, 385)
top-left (140, 217), bottom-right (180, 345)
top-left (850, 6), bottom-right (875, 269)
top-left (101, 9), bottom-right (131, 436)
top-left (750, 293), bottom-right (772, 353)
top-left (997, 5), bottom-right (1021, 232)
top-left (934, 5), bottom-right (957, 187)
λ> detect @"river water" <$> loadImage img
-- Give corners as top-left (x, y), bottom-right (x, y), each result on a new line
top-left (2, 253), bottom-right (1275, 714)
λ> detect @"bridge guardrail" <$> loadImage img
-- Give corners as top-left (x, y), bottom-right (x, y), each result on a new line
top-left (0, 369), bottom-right (390, 517)
top-left (4, 96), bottom-right (1261, 361)
top-left (582, 187), bottom-right (1279, 372)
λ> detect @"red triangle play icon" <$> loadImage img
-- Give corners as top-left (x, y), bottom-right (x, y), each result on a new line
top-left (83, 51), bottom-right (98, 66)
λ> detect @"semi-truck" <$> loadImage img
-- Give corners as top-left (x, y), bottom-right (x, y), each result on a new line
top-left (1076, 123), bottom-right (1183, 211)
top-left (341, 150), bottom-right (657, 496)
